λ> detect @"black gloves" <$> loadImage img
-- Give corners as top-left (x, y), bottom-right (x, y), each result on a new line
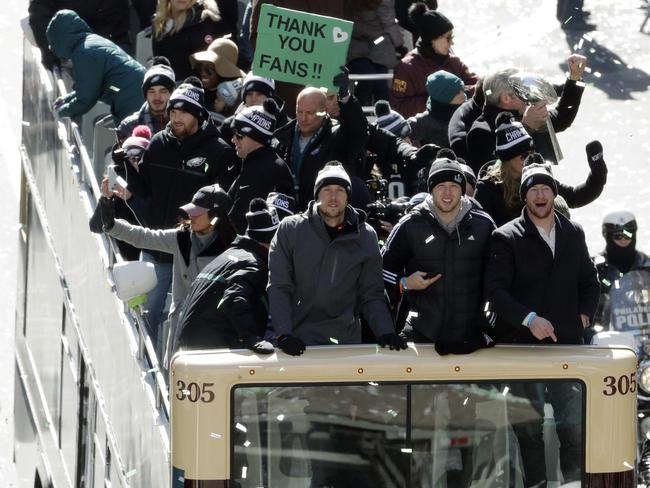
top-left (378, 333), bottom-right (408, 350)
top-left (332, 66), bottom-right (350, 100)
top-left (99, 196), bottom-right (115, 231)
top-left (42, 52), bottom-right (60, 72)
top-left (89, 197), bottom-right (114, 233)
top-left (396, 45), bottom-right (409, 59)
top-left (435, 333), bottom-right (494, 356)
top-left (414, 144), bottom-right (441, 169)
top-left (278, 335), bottom-right (306, 356)
top-left (242, 337), bottom-right (275, 355)
top-left (585, 140), bottom-right (606, 172)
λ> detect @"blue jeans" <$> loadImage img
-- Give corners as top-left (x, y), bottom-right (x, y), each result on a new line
top-left (142, 252), bottom-right (173, 354)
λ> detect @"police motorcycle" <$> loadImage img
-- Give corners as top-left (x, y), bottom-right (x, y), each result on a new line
top-left (591, 211), bottom-right (650, 485)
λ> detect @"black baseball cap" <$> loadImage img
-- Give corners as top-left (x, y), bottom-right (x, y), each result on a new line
top-left (179, 185), bottom-right (231, 218)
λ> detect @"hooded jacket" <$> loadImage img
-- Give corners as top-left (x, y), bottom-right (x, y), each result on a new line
top-left (268, 203), bottom-right (394, 344)
top-left (174, 236), bottom-right (270, 352)
top-left (46, 9), bottom-right (145, 122)
top-left (124, 120), bottom-right (239, 261)
top-left (381, 196), bottom-right (496, 342)
top-left (485, 209), bottom-right (600, 344)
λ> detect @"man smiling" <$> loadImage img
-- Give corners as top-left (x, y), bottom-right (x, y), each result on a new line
top-left (267, 162), bottom-right (407, 356)
top-left (485, 161), bottom-right (600, 487)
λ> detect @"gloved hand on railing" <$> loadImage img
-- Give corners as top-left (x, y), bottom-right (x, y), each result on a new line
top-left (278, 334), bottom-right (306, 356)
top-left (378, 333), bottom-right (408, 350)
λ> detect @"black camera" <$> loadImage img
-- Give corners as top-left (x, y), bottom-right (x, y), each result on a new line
top-left (366, 179), bottom-right (410, 224)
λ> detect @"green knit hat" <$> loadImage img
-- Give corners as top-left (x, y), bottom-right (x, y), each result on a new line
top-left (426, 70), bottom-right (464, 105)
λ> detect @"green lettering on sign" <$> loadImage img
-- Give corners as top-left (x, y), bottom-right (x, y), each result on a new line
top-left (252, 5), bottom-right (353, 90)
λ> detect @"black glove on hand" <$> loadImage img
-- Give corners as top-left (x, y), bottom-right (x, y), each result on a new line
top-left (585, 140), bottom-right (606, 172)
top-left (278, 335), bottom-right (306, 356)
top-left (89, 199), bottom-right (105, 234)
top-left (42, 52), bottom-right (60, 72)
top-left (435, 333), bottom-right (493, 356)
top-left (99, 196), bottom-right (115, 231)
top-left (242, 337), bottom-right (275, 354)
top-left (414, 144), bottom-right (441, 169)
top-left (396, 45), bottom-right (409, 59)
top-left (332, 66), bottom-right (350, 99)
top-left (378, 333), bottom-right (408, 350)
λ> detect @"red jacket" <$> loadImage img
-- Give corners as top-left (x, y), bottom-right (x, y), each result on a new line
top-left (390, 49), bottom-right (478, 118)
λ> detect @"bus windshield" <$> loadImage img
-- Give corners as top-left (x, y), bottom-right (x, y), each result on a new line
top-left (232, 380), bottom-right (584, 488)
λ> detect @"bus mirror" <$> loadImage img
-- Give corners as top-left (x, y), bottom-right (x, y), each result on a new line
top-left (112, 261), bottom-right (157, 308)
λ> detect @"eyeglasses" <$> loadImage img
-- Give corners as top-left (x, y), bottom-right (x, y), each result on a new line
top-left (234, 131), bottom-right (245, 140)
top-left (612, 231), bottom-right (634, 241)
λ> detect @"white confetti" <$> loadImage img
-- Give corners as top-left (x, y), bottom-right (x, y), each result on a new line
top-left (277, 414), bottom-right (285, 421)
top-left (125, 469), bottom-right (137, 478)
top-left (210, 432), bottom-right (222, 439)
top-left (236, 422), bottom-right (248, 433)
top-left (243, 440), bottom-right (251, 447)
top-left (241, 466), bottom-right (248, 478)
top-left (109, 85), bottom-right (120, 92)
top-left (22, 121), bottom-right (31, 126)
top-left (329, 337), bottom-right (339, 344)
top-left (401, 448), bottom-right (413, 453)
top-left (373, 36), bottom-right (385, 45)
top-left (502, 386), bottom-right (510, 397)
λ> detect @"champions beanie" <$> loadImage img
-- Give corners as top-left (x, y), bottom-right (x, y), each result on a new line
top-left (246, 198), bottom-right (280, 244)
top-left (314, 161), bottom-right (352, 199)
top-left (374, 100), bottom-right (410, 137)
top-left (520, 157), bottom-right (558, 200)
top-left (427, 157), bottom-right (466, 194)
top-left (266, 192), bottom-right (296, 220)
top-left (142, 63), bottom-right (176, 97)
top-left (494, 112), bottom-right (533, 162)
top-left (167, 77), bottom-right (207, 122)
top-left (232, 98), bottom-right (278, 144)
top-left (426, 70), bottom-right (464, 104)
top-left (242, 72), bottom-right (275, 99)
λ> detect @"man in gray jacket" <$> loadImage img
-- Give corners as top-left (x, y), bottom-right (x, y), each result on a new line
top-left (267, 161), bottom-right (407, 356)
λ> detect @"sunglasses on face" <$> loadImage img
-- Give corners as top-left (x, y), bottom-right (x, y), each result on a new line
top-left (234, 131), bottom-right (245, 140)
top-left (612, 231), bottom-right (633, 241)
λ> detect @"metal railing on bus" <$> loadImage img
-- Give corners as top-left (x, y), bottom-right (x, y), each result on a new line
top-left (52, 66), bottom-right (170, 419)
top-left (348, 72), bottom-right (394, 119)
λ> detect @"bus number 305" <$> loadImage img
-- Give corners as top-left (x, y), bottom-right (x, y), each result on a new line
top-left (603, 373), bottom-right (637, 396)
top-left (175, 380), bottom-right (216, 403)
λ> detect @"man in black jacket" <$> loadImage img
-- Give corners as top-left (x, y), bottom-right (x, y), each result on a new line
top-left (382, 157), bottom-right (496, 354)
top-left (122, 78), bottom-right (239, 328)
top-left (273, 69), bottom-right (369, 208)
top-left (466, 54), bottom-right (587, 172)
top-left (485, 163), bottom-right (600, 487)
top-left (174, 199), bottom-right (277, 355)
top-left (228, 99), bottom-right (295, 233)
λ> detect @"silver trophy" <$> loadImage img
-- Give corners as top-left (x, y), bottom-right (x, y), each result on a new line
top-left (509, 73), bottom-right (564, 162)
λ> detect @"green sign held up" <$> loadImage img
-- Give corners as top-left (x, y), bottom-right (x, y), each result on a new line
top-left (252, 5), bottom-right (353, 91)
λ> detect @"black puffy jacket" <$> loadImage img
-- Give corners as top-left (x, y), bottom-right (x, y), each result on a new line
top-left (381, 197), bottom-right (496, 342)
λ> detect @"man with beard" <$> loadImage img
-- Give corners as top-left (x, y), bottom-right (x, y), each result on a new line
top-left (485, 162), bottom-right (600, 487)
top-left (267, 162), bottom-right (407, 355)
top-left (381, 157), bottom-right (495, 354)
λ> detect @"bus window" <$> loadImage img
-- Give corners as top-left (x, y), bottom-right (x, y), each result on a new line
top-left (231, 380), bottom-right (584, 488)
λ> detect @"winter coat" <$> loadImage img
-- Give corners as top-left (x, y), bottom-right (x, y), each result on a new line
top-left (175, 235), bottom-right (270, 352)
top-left (390, 46), bottom-right (477, 118)
top-left (29, 0), bottom-right (131, 69)
top-left (407, 108), bottom-right (452, 148)
top-left (273, 96), bottom-right (368, 208)
top-left (347, 0), bottom-right (403, 69)
top-left (474, 157), bottom-right (607, 227)
top-left (106, 219), bottom-right (235, 364)
top-left (46, 10), bottom-right (145, 123)
top-left (152, 1), bottom-right (233, 80)
top-left (227, 146), bottom-right (295, 233)
top-left (268, 203), bottom-right (395, 344)
top-left (447, 97), bottom-right (482, 161)
top-left (466, 79), bottom-right (585, 172)
top-left (116, 102), bottom-right (169, 142)
top-left (381, 196), bottom-right (495, 342)
top-left (485, 209), bottom-right (600, 344)
top-left (124, 120), bottom-right (239, 261)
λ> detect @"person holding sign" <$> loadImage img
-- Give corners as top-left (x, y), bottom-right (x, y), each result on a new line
top-left (274, 68), bottom-right (369, 209)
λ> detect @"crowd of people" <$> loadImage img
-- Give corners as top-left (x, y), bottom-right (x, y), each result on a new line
top-left (31, 1), bottom-right (645, 485)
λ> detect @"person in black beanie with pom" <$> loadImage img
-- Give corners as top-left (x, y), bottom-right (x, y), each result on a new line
top-left (173, 198), bottom-right (279, 356)
top-left (593, 210), bottom-right (650, 328)
top-left (381, 157), bottom-right (496, 355)
top-left (389, 1), bottom-right (477, 118)
top-left (227, 98), bottom-right (295, 233)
